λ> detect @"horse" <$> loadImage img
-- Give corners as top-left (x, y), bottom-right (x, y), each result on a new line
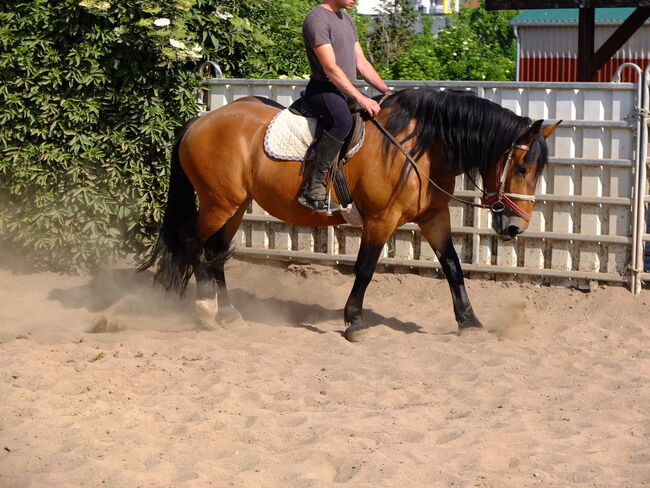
top-left (139, 88), bottom-right (559, 341)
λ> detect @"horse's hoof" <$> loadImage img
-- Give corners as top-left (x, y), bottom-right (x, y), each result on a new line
top-left (344, 321), bottom-right (376, 342)
top-left (195, 299), bottom-right (217, 330)
top-left (217, 306), bottom-right (248, 330)
top-left (458, 314), bottom-right (483, 330)
top-left (457, 326), bottom-right (494, 343)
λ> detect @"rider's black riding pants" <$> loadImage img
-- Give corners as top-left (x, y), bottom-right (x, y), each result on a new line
top-left (304, 79), bottom-right (353, 141)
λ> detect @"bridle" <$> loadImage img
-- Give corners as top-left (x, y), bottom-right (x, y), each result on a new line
top-left (481, 144), bottom-right (535, 221)
top-left (370, 116), bottom-right (536, 222)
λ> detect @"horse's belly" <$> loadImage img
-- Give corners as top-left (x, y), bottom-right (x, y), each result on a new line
top-left (251, 161), bottom-right (345, 227)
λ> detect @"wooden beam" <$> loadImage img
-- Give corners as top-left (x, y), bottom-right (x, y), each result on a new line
top-left (578, 8), bottom-right (596, 81)
top-left (591, 7), bottom-right (650, 70)
top-left (486, 0), bottom-right (650, 9)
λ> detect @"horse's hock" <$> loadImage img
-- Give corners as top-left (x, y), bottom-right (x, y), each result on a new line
top-left (200, 74), bottom-right (650, 293)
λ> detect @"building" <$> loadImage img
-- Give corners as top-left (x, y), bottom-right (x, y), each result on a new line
top-left (356, 0), bottom-right (459, 16)
top-left (512, 8), bottom-right (650, 83)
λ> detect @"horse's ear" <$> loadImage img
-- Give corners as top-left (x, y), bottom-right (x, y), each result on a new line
top-left (528, 119), bottom-right (545, 135)
top-left (542, 120), bottom-right (562, 139)
top-left (519, 119), bottom-right (544, 142)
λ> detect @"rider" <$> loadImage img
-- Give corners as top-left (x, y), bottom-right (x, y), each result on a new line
top-left (299, 0), bottom-right (394, 212)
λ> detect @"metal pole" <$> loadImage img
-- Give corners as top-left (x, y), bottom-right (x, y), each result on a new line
top-left (612, 63), bottom-right (643, 293)
top-left (634, 64), bottom-right (650, 293)
top-left (513, 26), bottom-right (520, 82)
top-left (197, 61), bottom-right (224, 113)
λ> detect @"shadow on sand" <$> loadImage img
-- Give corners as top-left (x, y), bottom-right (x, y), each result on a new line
top-left (46, 268), bottom-right (423, 337)
top-left (229, 289), bottom-right (424, 337)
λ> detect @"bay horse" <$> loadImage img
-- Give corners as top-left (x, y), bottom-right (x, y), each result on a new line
top-left (140, 88), bottom-right (559, 341)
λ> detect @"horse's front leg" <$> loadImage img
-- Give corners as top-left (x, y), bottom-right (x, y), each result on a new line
top-left (419, 209), bottom-right (483, 331)
top-left (344, 220), bottom-right (396, 342)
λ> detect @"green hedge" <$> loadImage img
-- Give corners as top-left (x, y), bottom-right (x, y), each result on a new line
top-left (0, 0), bottom-right (314, 273)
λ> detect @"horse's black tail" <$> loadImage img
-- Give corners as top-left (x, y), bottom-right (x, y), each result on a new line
top-left (138, 117), bottom-right (201, 296)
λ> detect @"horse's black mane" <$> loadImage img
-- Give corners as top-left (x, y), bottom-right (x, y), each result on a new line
top-left (380, 88), bottom-right (548, 178)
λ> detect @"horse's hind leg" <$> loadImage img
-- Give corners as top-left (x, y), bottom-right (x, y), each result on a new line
top-left (194, 201), bottom-right (250, 329)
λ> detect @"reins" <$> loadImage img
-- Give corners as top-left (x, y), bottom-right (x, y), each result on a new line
top-left (368, 97), bottom-right (535, 221)
top-left (369, 116), bottom-right (486, 209)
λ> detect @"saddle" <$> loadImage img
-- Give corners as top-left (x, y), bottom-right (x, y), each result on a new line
top-left (263, 93), bottom-right (367, 208)
top-left (288, 96), bottom-right (366, 165)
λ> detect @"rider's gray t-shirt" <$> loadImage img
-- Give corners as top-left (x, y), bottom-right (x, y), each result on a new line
top-left (302, 5), bottom-right (359, 83)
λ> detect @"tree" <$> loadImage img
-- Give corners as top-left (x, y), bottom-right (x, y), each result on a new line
top-left (365, 0), bottom-right (418, 72)
top-left (387, 1), bottom-right (519, 81)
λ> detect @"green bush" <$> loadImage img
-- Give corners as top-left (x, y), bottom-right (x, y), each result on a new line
top-left (189, 0), bottom-right (315, 78)
top-left (0, 0), bottom-right (204, 273)
top-left (0, 0), bottom-right (316, 273)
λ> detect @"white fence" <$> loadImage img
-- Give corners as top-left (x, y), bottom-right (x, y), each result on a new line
top-left (199, 72), bottom-right (650, 293)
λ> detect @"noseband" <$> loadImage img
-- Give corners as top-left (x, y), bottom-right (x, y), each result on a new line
top-left (481, 144), bottom-right (534, 222)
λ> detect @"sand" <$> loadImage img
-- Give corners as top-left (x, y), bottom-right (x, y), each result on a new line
top-left (1, 252), bottom-right (649, 488)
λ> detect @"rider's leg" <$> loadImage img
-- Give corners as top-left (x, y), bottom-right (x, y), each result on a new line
top-left (305, 89), bottom-right (354, 141)
top-left (298, 90), bottom-right (352, 212)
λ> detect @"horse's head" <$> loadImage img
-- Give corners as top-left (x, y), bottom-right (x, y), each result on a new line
top-left (483, 120), bottom-right (561, 240)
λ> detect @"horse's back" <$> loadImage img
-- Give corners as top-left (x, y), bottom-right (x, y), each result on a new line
top-left (234, 95), bottom-right (286, 110)
top-left (183, 96), bottom-right (280, 154)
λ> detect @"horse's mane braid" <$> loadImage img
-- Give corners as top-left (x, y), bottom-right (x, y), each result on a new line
top-left (380, 88), bottom-right (544, 178)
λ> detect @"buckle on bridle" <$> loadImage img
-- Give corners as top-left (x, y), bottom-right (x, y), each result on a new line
top-left (490, 200), bottom-right (506, 213)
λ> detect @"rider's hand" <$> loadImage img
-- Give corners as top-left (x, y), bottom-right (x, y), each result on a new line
top-left (355, 95), bottom-right (381, 118)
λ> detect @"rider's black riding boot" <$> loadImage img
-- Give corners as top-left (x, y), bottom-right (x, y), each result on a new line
top-left (298, 130), bottom-right (345, 212)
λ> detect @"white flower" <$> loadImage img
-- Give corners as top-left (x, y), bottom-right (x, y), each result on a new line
top-left (169, 38), bottom-right (186, 49)
top-left (190, 44), bottom-right (202, 53)
top-left (153, 18), bottom-right (170, 27)
top-left (214, 10), bottom-right (233, 20)
top-left (80, 0), bottom-right (110, 9)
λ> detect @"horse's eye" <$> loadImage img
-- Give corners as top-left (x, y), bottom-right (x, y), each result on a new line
top-left (517, 166), bottom-right (528, 176)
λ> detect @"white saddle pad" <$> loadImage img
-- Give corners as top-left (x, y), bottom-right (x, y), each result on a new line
top-left (263, 108), bottom-right (364, 162)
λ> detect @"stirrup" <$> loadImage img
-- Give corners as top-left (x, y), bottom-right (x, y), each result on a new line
top-left (298, 188), bottom-right (343, 215)
top-left (298, 193), bottom-right (330, 213)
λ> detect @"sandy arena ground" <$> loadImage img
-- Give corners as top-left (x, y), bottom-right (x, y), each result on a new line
top-left (1, 250), bottom-right (649, 488)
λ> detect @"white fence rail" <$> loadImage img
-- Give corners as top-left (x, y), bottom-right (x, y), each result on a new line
top-left (199, 74), bottom-right (650, 293)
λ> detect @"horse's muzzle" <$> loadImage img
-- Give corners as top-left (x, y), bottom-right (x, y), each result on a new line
top-left (494, 214), bottom-right (526, 241)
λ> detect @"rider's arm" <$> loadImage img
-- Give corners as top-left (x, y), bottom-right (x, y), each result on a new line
top-left (312, 43), bottom-right (381, 116)
top-left (312, 43), bottom-right (367, 102)
top-left (354, 42), bottom-right (392, 95)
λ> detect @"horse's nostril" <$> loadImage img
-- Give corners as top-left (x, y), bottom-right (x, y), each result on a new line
top-left (507, 225), bottom-right (520, 237)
